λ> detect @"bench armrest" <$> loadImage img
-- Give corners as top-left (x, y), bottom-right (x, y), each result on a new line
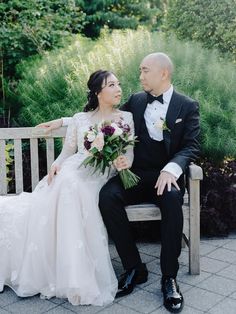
top-left (188, 163), bottom-right (203, 181)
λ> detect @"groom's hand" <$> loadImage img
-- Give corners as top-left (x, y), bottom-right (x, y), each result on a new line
top-left (113, 155), bottom-right (130, 171)
top-left (36, 119), bottom-right (63, 133)
top-left (154, 171), bottom-right (180, 195)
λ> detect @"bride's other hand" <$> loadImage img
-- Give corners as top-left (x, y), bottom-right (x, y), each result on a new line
top-left (47, 164), bottom-right (61, 185)
top-left (113, 155), bottom-right (130, 171)
top-left (36, 119), bottom-right (63, 133)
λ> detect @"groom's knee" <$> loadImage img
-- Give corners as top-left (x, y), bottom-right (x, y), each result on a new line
top-left (99, 179), bottom-right (124, 216)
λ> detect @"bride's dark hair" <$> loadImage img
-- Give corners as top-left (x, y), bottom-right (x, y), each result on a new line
top-left (83, 70), bottom-right (113, 112)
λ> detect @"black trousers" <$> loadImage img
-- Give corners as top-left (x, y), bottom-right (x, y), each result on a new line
top-left (99, 169), bottom-right (184, 278)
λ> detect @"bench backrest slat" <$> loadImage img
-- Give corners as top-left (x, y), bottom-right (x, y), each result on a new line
top-left (0, 139), bottom-right (7, 194)
top-left (14, 139), bottom-right (23, 193)
top-left (46, 138), bottom-right (55, 172)
top-left (30, 138), bottom-right (39, 190)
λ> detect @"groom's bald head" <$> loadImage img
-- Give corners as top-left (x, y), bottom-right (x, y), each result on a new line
top-left (139, 52), bottom-right (173, 95)
top-left (142, 53), bottom-right (174, 78)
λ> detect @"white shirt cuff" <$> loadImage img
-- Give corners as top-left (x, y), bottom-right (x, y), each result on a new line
top-left (161, 162), bottom-right (183, 179)
top-left (62, 117), bottom-right (72, 127)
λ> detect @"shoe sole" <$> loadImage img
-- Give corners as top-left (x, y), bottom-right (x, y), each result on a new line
top-left (163, 297), bottom-right (184, 313)
top-left (116, 275), bottom-right (148, 298)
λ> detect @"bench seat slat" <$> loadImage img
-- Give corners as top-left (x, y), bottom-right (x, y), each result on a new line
top-left (126, 205), bottom-right (161, 221)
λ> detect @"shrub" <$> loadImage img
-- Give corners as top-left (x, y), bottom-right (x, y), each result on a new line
top-left (0, 0), bottom-right (163, 80)
top-left (0, 0), bottom-right (86, 79)
top-left (16, 29), bottom-right (236, 162)
top-left (165, 0), bottom-right (236, 61)
top-left (200, 159), bottom-right (236, 236)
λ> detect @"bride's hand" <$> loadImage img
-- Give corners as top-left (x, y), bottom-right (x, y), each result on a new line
top-left (36, 119), bottom-right (63, 133)
top-left (113, 155), bottom-right (130, 171)
top-left (47, 164), bottom-right (61, 185)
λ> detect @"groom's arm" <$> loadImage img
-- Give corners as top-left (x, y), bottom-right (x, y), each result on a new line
top-left (168, 100), bottom-right (200, 171)
top-left (156, 100), bottom-right (200, 195)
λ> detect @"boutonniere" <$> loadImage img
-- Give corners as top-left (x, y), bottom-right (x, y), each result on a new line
top-left (155, 117), bottom-right (171, 132)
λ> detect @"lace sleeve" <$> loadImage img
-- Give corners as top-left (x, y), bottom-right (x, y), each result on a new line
top-left (52, 115), bottom-right (78, 167)
top-left (124, 112), bottom-right (135, 167)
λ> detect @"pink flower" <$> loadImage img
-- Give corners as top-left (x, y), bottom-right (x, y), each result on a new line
top-left (91, 132), bottom-right (104, 151)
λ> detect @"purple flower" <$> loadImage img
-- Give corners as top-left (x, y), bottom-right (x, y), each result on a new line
top-left (101, 125), bottom-right (115, 136)
top-left (122, 124), bottom-right (130, 133)
top-left (84, 140), bottom-right (91, 150)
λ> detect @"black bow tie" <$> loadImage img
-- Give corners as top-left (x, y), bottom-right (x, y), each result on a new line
top-left (147, 93), bottom-right (163, 104)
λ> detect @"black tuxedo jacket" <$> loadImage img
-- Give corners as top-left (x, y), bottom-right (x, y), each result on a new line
top-left (121, 90), bottom-right (200, 173)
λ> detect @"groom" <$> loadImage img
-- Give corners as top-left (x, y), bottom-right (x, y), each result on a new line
top-left (39, 53), bottom-right (200, 313)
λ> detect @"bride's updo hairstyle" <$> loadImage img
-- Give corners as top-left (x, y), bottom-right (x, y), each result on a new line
top-left (83, 69), bottom-right (113, 112)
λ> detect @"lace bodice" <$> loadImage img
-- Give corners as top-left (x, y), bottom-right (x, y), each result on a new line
top-left (53, 111), bottom-right (135, 169)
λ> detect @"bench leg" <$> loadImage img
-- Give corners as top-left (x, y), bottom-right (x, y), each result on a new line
top-left (189, 179), bottom-right (200, 275)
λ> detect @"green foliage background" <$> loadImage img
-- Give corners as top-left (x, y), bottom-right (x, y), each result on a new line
top-left (0, 0), bottom-right (162, 125)
top-left (0, 0), bottom-right (162, 79)
top-left (1, 0), bottom-right (236, 163)
top-left (166, 0), bottom-right (236, 62)
top-left (16, 29), bottom-right (236, 163)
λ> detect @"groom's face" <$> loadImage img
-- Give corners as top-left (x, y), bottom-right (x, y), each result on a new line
top-left (139, 57), bottom-right (164, 95)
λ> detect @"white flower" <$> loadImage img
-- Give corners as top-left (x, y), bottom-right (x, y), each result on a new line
top-left (87, 131), bottom-right (96, 142)
top-left (111, 123), bottom-right (123, 136)
top-left (91, 132), bottom-right (104, 151)
top-left (128, 134), bottom-right (135, 141)
top-left (155, 119), bottom-right (164, 129)
top-left (97, 121), bottom-right (104, 130)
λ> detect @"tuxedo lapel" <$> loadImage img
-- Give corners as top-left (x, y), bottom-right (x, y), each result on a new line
top-left (164, 91), bottom-right (183, 155)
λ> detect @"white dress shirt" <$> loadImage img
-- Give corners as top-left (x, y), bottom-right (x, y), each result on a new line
top-left (144, 85), bottom-right (182, 179)
top-left (62, 86), bottom-right (183, 179)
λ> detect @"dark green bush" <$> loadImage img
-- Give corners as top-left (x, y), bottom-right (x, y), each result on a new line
top-left (0, 0), bottom-right (86, 78)
top-left (0, 0), bottom-right (163, 80)
top-left (0, 0), bottom-right (163, 125)
top-left (166, 0), bottom-right (236, 61)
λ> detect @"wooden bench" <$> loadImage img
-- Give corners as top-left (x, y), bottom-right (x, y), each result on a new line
top-left (0, 126), bottom-right (203, 275)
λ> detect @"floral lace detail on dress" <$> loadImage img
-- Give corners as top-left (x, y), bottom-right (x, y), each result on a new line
top-left (0, 195), bottom-right (28, 250)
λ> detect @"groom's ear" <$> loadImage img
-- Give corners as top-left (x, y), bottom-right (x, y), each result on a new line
top-left (161, 68), bottom-right (169, 81)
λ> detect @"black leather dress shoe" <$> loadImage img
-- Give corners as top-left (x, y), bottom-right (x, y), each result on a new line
top-left (161, 277), bottom-right (184, 313)
top-left (116, 263), bottom-right (148, 298)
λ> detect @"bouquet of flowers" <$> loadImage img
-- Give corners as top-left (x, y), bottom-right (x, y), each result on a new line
top-left (81, 118), bottom-right (140, 189)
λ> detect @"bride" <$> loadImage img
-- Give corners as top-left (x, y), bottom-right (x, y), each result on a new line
top-left (0, 70), bottom-right (134, 306)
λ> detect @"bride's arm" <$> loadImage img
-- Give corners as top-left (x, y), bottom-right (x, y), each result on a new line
top-left (36, 117), bottom-right (73, 132)
top-left (47, 115), bottom-right (78, 184)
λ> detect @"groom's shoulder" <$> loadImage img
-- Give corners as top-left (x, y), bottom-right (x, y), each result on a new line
top-left (174, 90), bottom-right (198, 105)
top-left (173, 90), bottom-right (199, 111)
top-left (131, 91), bottom-right (146, 99)
top-left (128, 91), bottom-right (146, 103)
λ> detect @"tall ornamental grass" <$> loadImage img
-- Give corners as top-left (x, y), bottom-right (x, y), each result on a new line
top-left (17, 29), bottom-right (236, 162)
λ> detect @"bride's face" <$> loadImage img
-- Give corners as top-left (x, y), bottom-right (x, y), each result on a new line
top-left (98, 74), bottom-right (122, 107)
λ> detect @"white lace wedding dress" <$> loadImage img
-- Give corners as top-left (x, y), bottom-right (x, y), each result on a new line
top-left (0, 111), bottom-right (134, 306)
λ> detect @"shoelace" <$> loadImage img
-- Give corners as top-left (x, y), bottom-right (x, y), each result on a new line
top-left (170, 278), bottom-right (177, 294)
top-left (166, 278), bottom-right (181, 300)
